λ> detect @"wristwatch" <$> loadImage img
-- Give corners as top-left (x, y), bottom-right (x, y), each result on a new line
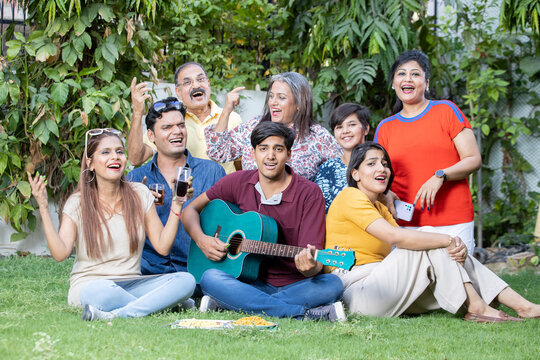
top-left (435, 169), bottom-right (447, 182)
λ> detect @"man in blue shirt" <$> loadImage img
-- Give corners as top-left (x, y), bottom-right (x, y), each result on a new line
top-left (128, 97), bottom-right (225, 275)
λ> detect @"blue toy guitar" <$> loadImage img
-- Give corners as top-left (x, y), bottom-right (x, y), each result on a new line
top-left (187, 199), bottom-right (355, 283)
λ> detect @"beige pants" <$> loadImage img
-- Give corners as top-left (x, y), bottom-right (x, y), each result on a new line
top-left (333, 248), bottom-right (508, 317)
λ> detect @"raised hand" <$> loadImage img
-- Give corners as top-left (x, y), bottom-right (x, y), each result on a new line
top-left (27, 171), bottom-right (48, 209)
top-left (130, 77), bottom-right (152, 116)
top-left (223, 86), bottom-right (245, 113)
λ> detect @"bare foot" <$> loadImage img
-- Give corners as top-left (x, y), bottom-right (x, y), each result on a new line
top-left (516, 303), bottom-right (540, 318)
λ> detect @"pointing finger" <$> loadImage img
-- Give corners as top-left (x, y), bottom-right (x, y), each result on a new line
top-left (231, 86), bottom-right (245, 94)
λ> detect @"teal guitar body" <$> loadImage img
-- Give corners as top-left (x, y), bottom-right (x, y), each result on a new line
top-left (188, 199), bottom-right (278, 283)
top-left (187, 199), bottom-right (356, 284)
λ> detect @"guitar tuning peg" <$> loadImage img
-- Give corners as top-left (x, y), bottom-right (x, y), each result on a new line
top-left (334, 245), bottom-right (339, 250)
top-left (348, 248), bottom-right (351, 251)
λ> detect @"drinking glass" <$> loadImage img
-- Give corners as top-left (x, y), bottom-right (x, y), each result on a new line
top-left (148, 183), bottom-right (165, 206)
top-left (174, 167), bottom-right (191, 201)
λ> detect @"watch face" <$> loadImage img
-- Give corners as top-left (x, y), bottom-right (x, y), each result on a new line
top-left (435, 170), bottom-right (444, 177)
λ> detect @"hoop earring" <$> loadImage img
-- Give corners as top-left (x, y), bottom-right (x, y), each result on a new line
top-left (82, 168), bottom-right (95, 183)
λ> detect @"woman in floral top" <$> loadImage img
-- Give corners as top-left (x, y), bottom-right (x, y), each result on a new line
top-left (315, 103), bottom-right (370, 211)
top-left (204, 72), bottom-right (341, 181)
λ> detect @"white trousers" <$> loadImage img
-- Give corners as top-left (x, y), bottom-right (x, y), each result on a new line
top-left (404, 221), bottom-right (476, 255)
top-left (333, 247), bottom-right (508, 317)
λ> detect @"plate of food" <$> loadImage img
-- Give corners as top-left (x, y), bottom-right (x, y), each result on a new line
top-left (166, 316), bottom-right (277, 330)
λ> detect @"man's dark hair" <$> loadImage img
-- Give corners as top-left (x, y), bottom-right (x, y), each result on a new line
top-left (250, 121), bottom-right (295, 151)
top-left (174, 62), bottom-right (208, 88)
top-left (145, 97), bottom-right (186, 131)
top-left (347, 142), bottom-right (394, 194)
top-left (329, 103), bottom-right (370, 133)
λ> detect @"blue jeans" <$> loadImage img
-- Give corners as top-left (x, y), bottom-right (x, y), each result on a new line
top-left (79, 272), bottom-right (195, 318)
top-left (200, 269), bottom-right (343, 318)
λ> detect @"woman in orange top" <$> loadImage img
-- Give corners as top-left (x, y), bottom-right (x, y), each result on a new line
top-left (374, 50), bottom-right (481, 254)
top-left (325, 142), bottom-right (539, 322)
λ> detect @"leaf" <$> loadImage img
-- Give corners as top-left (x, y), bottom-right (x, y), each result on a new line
top-left (11, 204), bottom-right (24, 230)
top-left (64, 79), bottom-right (81, 90)
top-left (82, 96), bottom-right (97, 114)
top-left (6, 40), bottom-right (22, 59)
top-left (14, 32), bottom-right (26, 42)
top-left (519, 56), bottom-right (540, 76)
top-left (43, 68), bottom-right (61, 82)
top-left (481, 124), bottom-right (490, 136)
top-left (73, 36), bottom-right (85, 53)
top-left (0, 201), bottom-right (9, 223)
top-left (62, 45), bottom-right (78, 66)
top-left (35, 43), bottom-right (57, 62)
top-left (102, 41), bottom-right (119, 63)
top-left (46, 119), bottom-right (59, 137)
top-left (81, 32), bottom-right (92, 49)
top-left (8, 84), bottom-right (20, 103)
top-left (51, 82), bottom-right (69, 106)
top-left (34, 120), bottom-right (50, 145)
top-left (10, 232), bottom-right (28, 242)
top-left (0, 84), bottom-right (8, 104)
top-left (0, 153), bottom-right (8, 174)
top-left (98, 5), bottom-right (115, 22)
top-left (17, 181), bottom-right (31, 197)
top-left (11, 153), bottom-right (21, 169)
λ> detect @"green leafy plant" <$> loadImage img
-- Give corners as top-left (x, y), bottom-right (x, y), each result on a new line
top-left (428, 0), bottom-right (540, 246)
top-left (162, 0), bottom-right (292, 91)
top-left (0, 0), bottom-right (168, 241)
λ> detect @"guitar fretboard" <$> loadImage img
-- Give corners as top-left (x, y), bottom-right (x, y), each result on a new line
top-left (240, 239), bottom-right (305, 258)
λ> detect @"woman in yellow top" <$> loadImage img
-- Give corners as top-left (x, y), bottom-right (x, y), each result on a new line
top-left (325, 142), bottom-right (540, 322)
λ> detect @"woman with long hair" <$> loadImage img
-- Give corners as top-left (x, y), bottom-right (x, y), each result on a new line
top-left (374, 49), bottom-right (481, 254)
top-left (205, 71), bottom-right (341, 181)
top-left (28, 128), bottom-right (195, 321)
top-left (325, 142), bottom-right (539, 322)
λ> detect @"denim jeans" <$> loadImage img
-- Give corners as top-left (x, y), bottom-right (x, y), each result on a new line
top-left (79, 272), bottom-right (195, 318)
top-left (200, 269), bottom-right (343, 318)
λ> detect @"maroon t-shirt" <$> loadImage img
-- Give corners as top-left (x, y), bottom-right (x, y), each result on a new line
top-left (205, 167), bottom-right (326, 287)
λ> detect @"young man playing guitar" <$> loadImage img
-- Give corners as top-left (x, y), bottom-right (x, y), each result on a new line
top-left (182, 121), bottom-right (346, 322)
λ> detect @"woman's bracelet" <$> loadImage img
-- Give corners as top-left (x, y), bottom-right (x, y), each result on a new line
top-left (170, 208), bottom-right (182, 219)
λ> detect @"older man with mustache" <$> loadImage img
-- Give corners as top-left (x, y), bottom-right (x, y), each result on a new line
top-left (128, 62), bottom-right (243, 173)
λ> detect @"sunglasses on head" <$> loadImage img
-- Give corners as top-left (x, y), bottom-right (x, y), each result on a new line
top-left (152, 100), bottom-right (185, 114)
top-left (84, 128), bottom-right (123, 159)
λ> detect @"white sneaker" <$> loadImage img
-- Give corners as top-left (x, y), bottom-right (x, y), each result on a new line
top-left (304, 301), bottom-right (347, 323)
top-left (81, 304), bottom-right (115, 321)
top-left (199, 295), bottom-right (219, 313)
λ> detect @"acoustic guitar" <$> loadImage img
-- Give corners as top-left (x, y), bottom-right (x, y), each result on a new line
top-left (187, 199), bottom-right (355, 283)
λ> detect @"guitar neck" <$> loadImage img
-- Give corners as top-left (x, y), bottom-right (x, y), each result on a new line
top-left (240, 239), bottom-right (304, 258)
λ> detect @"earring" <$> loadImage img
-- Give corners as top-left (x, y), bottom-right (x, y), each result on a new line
top-left (82, 168), bottom-right (95, 183)
top-left (391, 86), bottom-right (395, 90)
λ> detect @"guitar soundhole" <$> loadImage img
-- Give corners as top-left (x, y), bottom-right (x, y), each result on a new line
top-left (227, 233), bottom-right (244, 256)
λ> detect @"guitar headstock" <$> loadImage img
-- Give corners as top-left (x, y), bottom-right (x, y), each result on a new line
top-left (315, 247), bottom-right (355, 270)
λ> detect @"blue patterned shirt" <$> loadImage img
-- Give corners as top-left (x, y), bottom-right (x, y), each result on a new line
top-left (314, 157), bottom-right (348, 212)
top-left (128, 150), bottom-right (225, 274)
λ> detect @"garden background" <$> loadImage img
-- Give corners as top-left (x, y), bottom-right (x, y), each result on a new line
top-left (1, 0), bottom-right (539, 253)
top-left (1, 1), bottom-right (539, 359)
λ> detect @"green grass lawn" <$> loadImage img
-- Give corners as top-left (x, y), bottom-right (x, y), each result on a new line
top-left (0, 256), bottom-right (539, 360)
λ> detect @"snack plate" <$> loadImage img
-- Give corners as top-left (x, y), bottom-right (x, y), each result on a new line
top-left (168, 318), bottom-right (277, 330)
